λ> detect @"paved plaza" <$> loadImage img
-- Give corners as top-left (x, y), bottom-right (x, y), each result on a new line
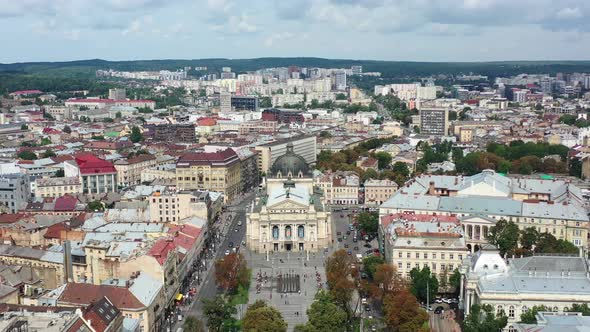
top-left (245, 248), bottom-right (331, 330)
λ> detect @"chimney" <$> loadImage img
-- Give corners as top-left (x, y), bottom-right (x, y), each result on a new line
top-left (454, 177), bottom-right (458, 185)
top-left (428, 181), bottom-right (436, 196)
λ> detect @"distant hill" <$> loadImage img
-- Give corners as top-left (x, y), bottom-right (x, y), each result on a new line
top-left (1, 57), bottom-right (590, 94)
top-left (2, 57), bottom-right (590, 78)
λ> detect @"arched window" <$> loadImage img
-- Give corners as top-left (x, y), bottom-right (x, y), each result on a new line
top-left (522, 306), bottom-right (528, 313)
top-left (272, 226), bottom-right (279, 239)
top-left (508, 306), bottom-right (515, 318)
top-left (285, 226), bottom-right (292, 239)
top-left (496, 305), bottom-right (504, 317)
top-left (483, 264), bottom-right (489, 270)
top-left (553, 306), bottom-right (559, 312)
top-left (298, 225), bottom-right (305, 238)
top-left (508, 326), bottom-right (516, 332)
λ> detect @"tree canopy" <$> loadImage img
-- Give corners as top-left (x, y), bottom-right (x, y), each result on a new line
top-left (409, 266), bottom-right (438, 304)
top-left (130, 126), bottom-right (143, 143)
top-left (17, 150), bottom-right (37, 160)
top-left (214, 253), bottom-right (249, 294)
top-left (183, 316), bottom-right (205, 332)
top-left (295, 290), bottom-right (347, 332)
top-left (487, 219), bottom-right (519, 256)
top-left (242, 300), bottom-right (287, 332)
top-left (325, 249), bottom-right (358, 319)
top-left (202, 295), bottom-right (237, 332)
top-left (462, 304), bottom-right (508, 332)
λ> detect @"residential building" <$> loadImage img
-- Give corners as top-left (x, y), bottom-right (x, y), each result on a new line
top-left (513, 312), bottom-right (590, 331)
top-left (65, 155), bottom-right (117, 194)
top-left (460, 245), bottom-right (590, 329)
top-left (254, 135), bottom-right (316, 174)
top-left (56, 272), bottom-right (164, 332)
top-left (148, 191), bottom-right (208, 223)
top-left (0, 244), bottom-right (71, 289)
top-left (140, 164), bottom-right (176, 184)
top-left (380, 213), bottom-right (467, 280)
top-left (176, 149), bottom-right (241, 202)
top-left (36, 177), bottom-right (82, 198)
top-left (108, 88), bottom-right (126, 101)
top-left (314, 171), bottom-right (360, 205)
top-left (231, 96), bottom-right (259, 112)
top-left (247, 145), bottom-right (332, 253)
top-left (0, 174), bottom-right (30, 213)
top-left (64, 98), bottom-right (156, 110)
top-left (235, 148), bottom-right (259, 193)
top-left (420, 108), bottom-right (449, 136)
top-left (114, 154), bottom-right (158, 187)
top-left (149, 124), bottom-right (196, 143)
top-left (364, 179), bottom-right (398, 206)
top-left (220, 92), bottom-right (231, 113)
top-left (380, 170), bottom-right (590, 252)
top-left (334, 71), bottom-right (347, 91)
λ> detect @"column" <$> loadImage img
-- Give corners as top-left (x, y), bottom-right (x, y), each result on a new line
top-left (459, 275), bottom-right (465, 310)
top-left (470, 224), bottom-right (475, 240)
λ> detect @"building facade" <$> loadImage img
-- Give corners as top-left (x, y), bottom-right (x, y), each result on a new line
top-left (65, 155), bottom-right (117, 194)
top-left (36, 177), bottom-right (82, 198)
top-left (420, 107), bottom-right (449, 136)
top-left (247, 144), bottom-right (332, 253)
top-left (0, 174), bottom-right (30, 213)
top-left (363, 179), bottom-right (398, 206)
top-left (314, 171), bottom-right (360, 205)
top-left (114, 154), bottom-right (158, 187)
top-left (148, 191), bottom-right (209, 223)
top-left (176, 149), bottom-right (241, 202)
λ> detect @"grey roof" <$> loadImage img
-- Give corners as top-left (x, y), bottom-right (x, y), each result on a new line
top-left (129, 272), bottom-right (163, 306)
top-left (0, 245), bottom-right (63, 264)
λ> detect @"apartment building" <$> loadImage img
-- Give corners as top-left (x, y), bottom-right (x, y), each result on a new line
top-left (114, 154), bottom-right (158, 187)
top-left (420, 107), bottom-right (449, 136)
top-left (364, 179), bottom-right (398, 206)
top-left (0, 174), bottom-right (29, 213)
top-left (380, 213), bottom-right (468, 280)
top-left (148, 191), bottom-right (208, 223)
top-left (314, 171), bottom-right (360, 205)
top-left (36, 177), bottom-right (82, 198)
top-left (176, 149), bottom-right (241, 202)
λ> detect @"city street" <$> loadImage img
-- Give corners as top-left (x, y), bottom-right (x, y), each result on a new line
top-left (171, 192), bottom-right (255, 331)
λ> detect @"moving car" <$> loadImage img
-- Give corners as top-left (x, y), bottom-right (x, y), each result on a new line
top-left (224, 250), bottom-right (230, 255)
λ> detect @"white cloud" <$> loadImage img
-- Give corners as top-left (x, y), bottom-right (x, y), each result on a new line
top-left (556, 7), bottom-right (583, 19)
top-left (210, 14), bottom-right (257, 34)
top-left (264, 32), bottom-right (295, 47)
top-left (122, 15), bottom-right (153, 35)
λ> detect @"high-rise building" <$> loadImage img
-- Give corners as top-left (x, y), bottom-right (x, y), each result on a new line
top-left (584, 75), bottom-right (590, 90)
top-left (419, 108), bottom-right (449, 136)
top-left (220, 92), bottom-right (232, 112)
top-left (0, 173), bottom-right (29, 213)
top-left (540, 79), bottom-right (553, 94)
top-left (351, 66), bottom-right (363, 75)
top-left (222, 67), bottom-right (231, 73)
top-left (335, 71), bottom-right (347, 91)
top-left (108, 88), bottom-right (126, 100)
top-left (231, 96), bottom-right (259, 112)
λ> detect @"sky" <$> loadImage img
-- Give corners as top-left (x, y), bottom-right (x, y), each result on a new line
top-left (1, 0), bottom-right (590, 63)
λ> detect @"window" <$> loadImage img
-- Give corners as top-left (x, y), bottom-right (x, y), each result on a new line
top-left (450, 254), bottom-right (454, 260)
top-left (508, 326), bottom-right (516, 332)
top-left (458, 254), bottom-right (463, 260)
top-left (522, 306), bottom-right (528, 313)
top-left (416, 253), bottom-right (420, 259)
top-left (432, 263), bottom-right (437, 270)
top-left (398, 252), bottom-right (403, 258)
top-left (407, 252), bottom-right (411, 258)
top-left (441, 253), bottom-right (445, 260)
top-left (508, 306), bottom-right (515, 318)
top-left (424, 253), bottom-right (428, 259)
top-left (553, 306), bottom-right (558, 312)
top-left (496, 305), bottom-right (503, 317)
top-left (407, 263), bottom-right (411, 269)
top-left (398, 262), bottom-right (402, 269)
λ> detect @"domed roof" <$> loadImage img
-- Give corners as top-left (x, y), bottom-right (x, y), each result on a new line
top-left (270, 143), bottom-right (310, 178)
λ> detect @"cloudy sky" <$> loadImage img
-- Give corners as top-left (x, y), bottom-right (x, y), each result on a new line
top-left (1, 0), bottom-right (589, 63)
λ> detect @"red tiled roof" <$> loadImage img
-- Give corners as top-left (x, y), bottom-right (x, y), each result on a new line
top-left (75, 154), bottom-right (116, 175)
top-left (148, 239), bottom-right (176, 265)
top-left (44, 222), bottom-right (67, 239)
top-left (54, 195), bottom-right (78, 211)
top-left (197, 117), bottom-right (217, 126)
top-left (51, 155), bottom-right (75, 164)
top-left (59, 283), bottom-right (144, 309)
top-left (380, 213), bottom-right (459, 229)
top-left (127, 154), bottom-right (156, 164)
top-left (0, 213), bottom-right (27, 224)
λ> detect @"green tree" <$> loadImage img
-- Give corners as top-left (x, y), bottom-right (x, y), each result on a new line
top-left (40, 137), bottom-right (51, 146)
top-left (357, 212), bottom-right (379, 238)
top-left (566, 303), bottom-right (590, 316)
top-left (42, 149), bottom-right (56, 158)
top-left (87, 201), bottom-right (105, 212)
top-left (462, 304), bottom-right (508, 332)
top-left (63, 125), bottom-right (72, 134)
top-left (519, 227), bottom-right (539, 251)
top-left (295, 290), bottom-right (347, 332)
top-left (449, 269), bottom-right (461, 295)
top-left (319, 131), bottom-right (332, 139)
top-left (409, 266), bottom-right (438, 304)
top-left (17, 150), bottom-right (37, 160)
top-left (183, 316), bottom-right (205, 332)
top-left (115, 111), bottom-right (122, 119)
top-left (362, 256), bottom-right (385, 280)
top-left (374, 151), bottom-right (392, 170)
top-left (130, 126), bottom-right (143, 143)
top-left (259, 96), bottom-right (272, 108)
top-left (55, 169), bottom-right (65, 177)
top-left (534, 232), bottom-right (579, 255)
top-left (243, 300), bottom-right (287, 332)
top-left (487, 219), bottom-right (519, 256)
top-left (361, 168), bottom-right (378, 182)
top-left (20, 124), bottom-right (28, 130)
top-left (202, 295), bottom-right (237, 332)
top-left (392, 161), bottom-right (410, 178)
top-left (336, 93), bottom-right (347, 100)
top-left (520, 305), bottom-right (548, 324)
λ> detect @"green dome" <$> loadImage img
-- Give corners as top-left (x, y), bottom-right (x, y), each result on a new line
top-left (270, 143), bottom-right (310, 178)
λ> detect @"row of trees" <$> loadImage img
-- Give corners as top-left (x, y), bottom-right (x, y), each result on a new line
top-left (488, 219), bottom-right (579, 257)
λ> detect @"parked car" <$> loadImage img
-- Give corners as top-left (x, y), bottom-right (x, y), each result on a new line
top-left (354, 246), bottom-right (359, 251)
top-left (434, 306), bottom-right (444, 314)
top-left (224, 250), bottom-right (230, 255)
top-left (344, 244), bottom-right (349, 248)
top-left (347, 250), bottom-right (352, 255)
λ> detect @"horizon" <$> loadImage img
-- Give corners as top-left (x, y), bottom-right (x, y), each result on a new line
top-left (0, 0), bottom-right (589, 63)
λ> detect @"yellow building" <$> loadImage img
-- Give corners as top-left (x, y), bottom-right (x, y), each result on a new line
top-left (314, 171), bottom-right (360, 205)
top-left (36, 177), bottom-right (82, 198)
top-left (364, 179), bottom-right (398, 206)
top-left (176, 149), bottom-right (241, 202)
